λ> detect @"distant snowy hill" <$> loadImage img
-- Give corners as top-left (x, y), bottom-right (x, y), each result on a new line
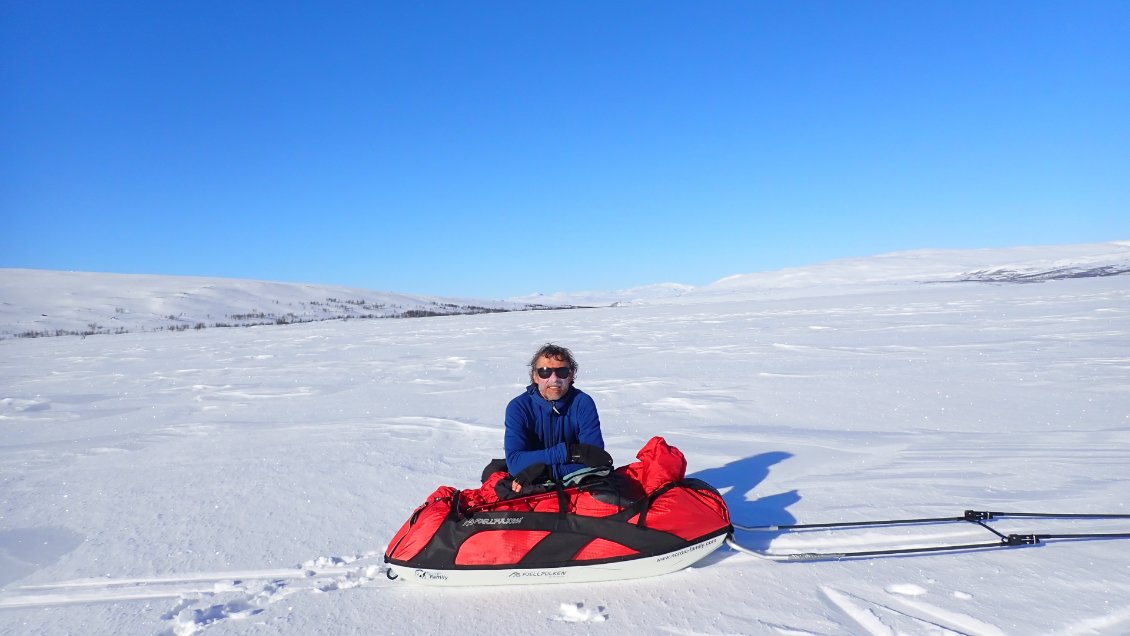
top-left (701, 241), bottom-right (1130, 296)
top-left (508, 282), bottom-right (697, 308)
top-left (2, 241), bottom-right (1127, 339)
top-left (509, 241), bottom-right (1130, 305)
top-left (0, 270), bottom-right (565, 339)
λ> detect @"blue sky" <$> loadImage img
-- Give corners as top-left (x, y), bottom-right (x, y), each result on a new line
top-left (2, 2), bottom-right (1128, 298)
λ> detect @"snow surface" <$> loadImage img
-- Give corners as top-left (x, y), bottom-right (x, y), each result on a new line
top-left (508, 282), bottom-right (697, 308)
top-left (2, 243), bottom-right (1129, 635)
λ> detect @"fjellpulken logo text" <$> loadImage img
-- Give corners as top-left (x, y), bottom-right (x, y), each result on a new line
top-left (461, 516), bottom-right (524, 527)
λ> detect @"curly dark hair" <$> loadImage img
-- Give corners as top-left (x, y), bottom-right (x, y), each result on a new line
top-left (528, 343), bottom-right (578, 376)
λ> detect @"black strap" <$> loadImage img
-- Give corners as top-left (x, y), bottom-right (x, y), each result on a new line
top-left (554, 479), bottom-right (568, 518)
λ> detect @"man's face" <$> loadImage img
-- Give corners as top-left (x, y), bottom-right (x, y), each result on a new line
top-left (532, 354), bottom-right (572, 401)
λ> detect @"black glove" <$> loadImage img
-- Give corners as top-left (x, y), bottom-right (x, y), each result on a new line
top-left (480, 458), bottom-right (509, 483)
top-left (513, 462), bottom-right (550, 487)
top-left (567, 443), bottom-right (613, 468)
top-left (495, 463), bottom-right (551, 500)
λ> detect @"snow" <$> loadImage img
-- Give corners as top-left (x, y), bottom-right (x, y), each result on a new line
top-left (707, 242), bottom-right (1130, 292)
top-left (508, 282), bottom-right (696, 307)
top-left (1, 242), bottom-right (1129, 635)
top-left (0, 269), bottom-right (564, 340)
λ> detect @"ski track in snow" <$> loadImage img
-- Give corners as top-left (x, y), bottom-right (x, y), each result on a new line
top-left (759, 625), bottom-right (831, 636)
top-left (821, 587), bottom-right (897, 636)
top-left (0, 552), bottom-right (392, 635)
top-left (1052, 604), bottom-right (1130, 636)
top-left (821, 585), bottom-right (1008, 636)
top-left (890, 596), bottom-right (1007, 636)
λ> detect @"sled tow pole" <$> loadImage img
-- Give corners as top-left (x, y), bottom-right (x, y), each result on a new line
top-left (726, 510), bottom-right (1130, 561)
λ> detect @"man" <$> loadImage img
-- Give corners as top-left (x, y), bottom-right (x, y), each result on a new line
top-left (500, 343), bottom-right (612, 494)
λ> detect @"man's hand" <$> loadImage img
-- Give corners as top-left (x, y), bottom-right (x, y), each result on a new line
top-left (514, 462), bottom-right (549, 488)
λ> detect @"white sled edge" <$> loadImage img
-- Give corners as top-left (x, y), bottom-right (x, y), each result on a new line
top-left (387, 533), bottom-right (727, 587)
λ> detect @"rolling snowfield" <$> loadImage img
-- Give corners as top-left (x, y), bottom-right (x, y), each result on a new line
top-left (0, 270), bottom-right (565, 341)
top-left (2, 242), bottom-right (1129, 635)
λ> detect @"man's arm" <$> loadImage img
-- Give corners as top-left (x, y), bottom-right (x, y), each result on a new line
top-left (573, 392), bottom-right (605, 449)
top-left (504, 399), bottom-right (566, 476)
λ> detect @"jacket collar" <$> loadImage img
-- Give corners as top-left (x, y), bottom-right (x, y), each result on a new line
top-left (525, 383), bottom-right (576, 412)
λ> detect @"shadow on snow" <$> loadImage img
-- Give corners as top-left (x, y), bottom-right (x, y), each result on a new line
top-left (689, 450), bottom-right (799, 553)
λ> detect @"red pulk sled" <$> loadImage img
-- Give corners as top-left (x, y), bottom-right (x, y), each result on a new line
top-left (384, 437), bottom-right (731, 586)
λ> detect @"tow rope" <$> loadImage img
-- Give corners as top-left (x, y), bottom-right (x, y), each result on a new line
top-left (727, 510), bottom-right (1130, 561)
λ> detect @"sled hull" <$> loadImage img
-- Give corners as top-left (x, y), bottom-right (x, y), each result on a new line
top-left (388, 533), bottom-right (727, 587)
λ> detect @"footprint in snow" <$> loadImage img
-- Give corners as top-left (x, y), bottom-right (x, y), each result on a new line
top-left (163, 595), bottom-right (265, 636)
top-left (157, 552), bottom-right (386, 634)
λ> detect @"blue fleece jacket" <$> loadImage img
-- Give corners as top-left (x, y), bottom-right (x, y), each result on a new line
top-left (504, 384), bottom-right (604, 479)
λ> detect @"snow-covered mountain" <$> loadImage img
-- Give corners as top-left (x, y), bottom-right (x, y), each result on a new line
top-left (0, 270), bottom-right (566, 340)
top-left (509, 241), bottom-right (1130, 306)
top-left (705, 241), bottom-right (1130, 293)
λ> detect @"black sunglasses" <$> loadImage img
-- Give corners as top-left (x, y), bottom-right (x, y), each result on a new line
top-left (536, 366), bottom-right (573, 380)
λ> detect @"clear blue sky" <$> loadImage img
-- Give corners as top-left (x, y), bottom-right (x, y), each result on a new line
top-left (3, 2), bottom-right (1128, 298)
